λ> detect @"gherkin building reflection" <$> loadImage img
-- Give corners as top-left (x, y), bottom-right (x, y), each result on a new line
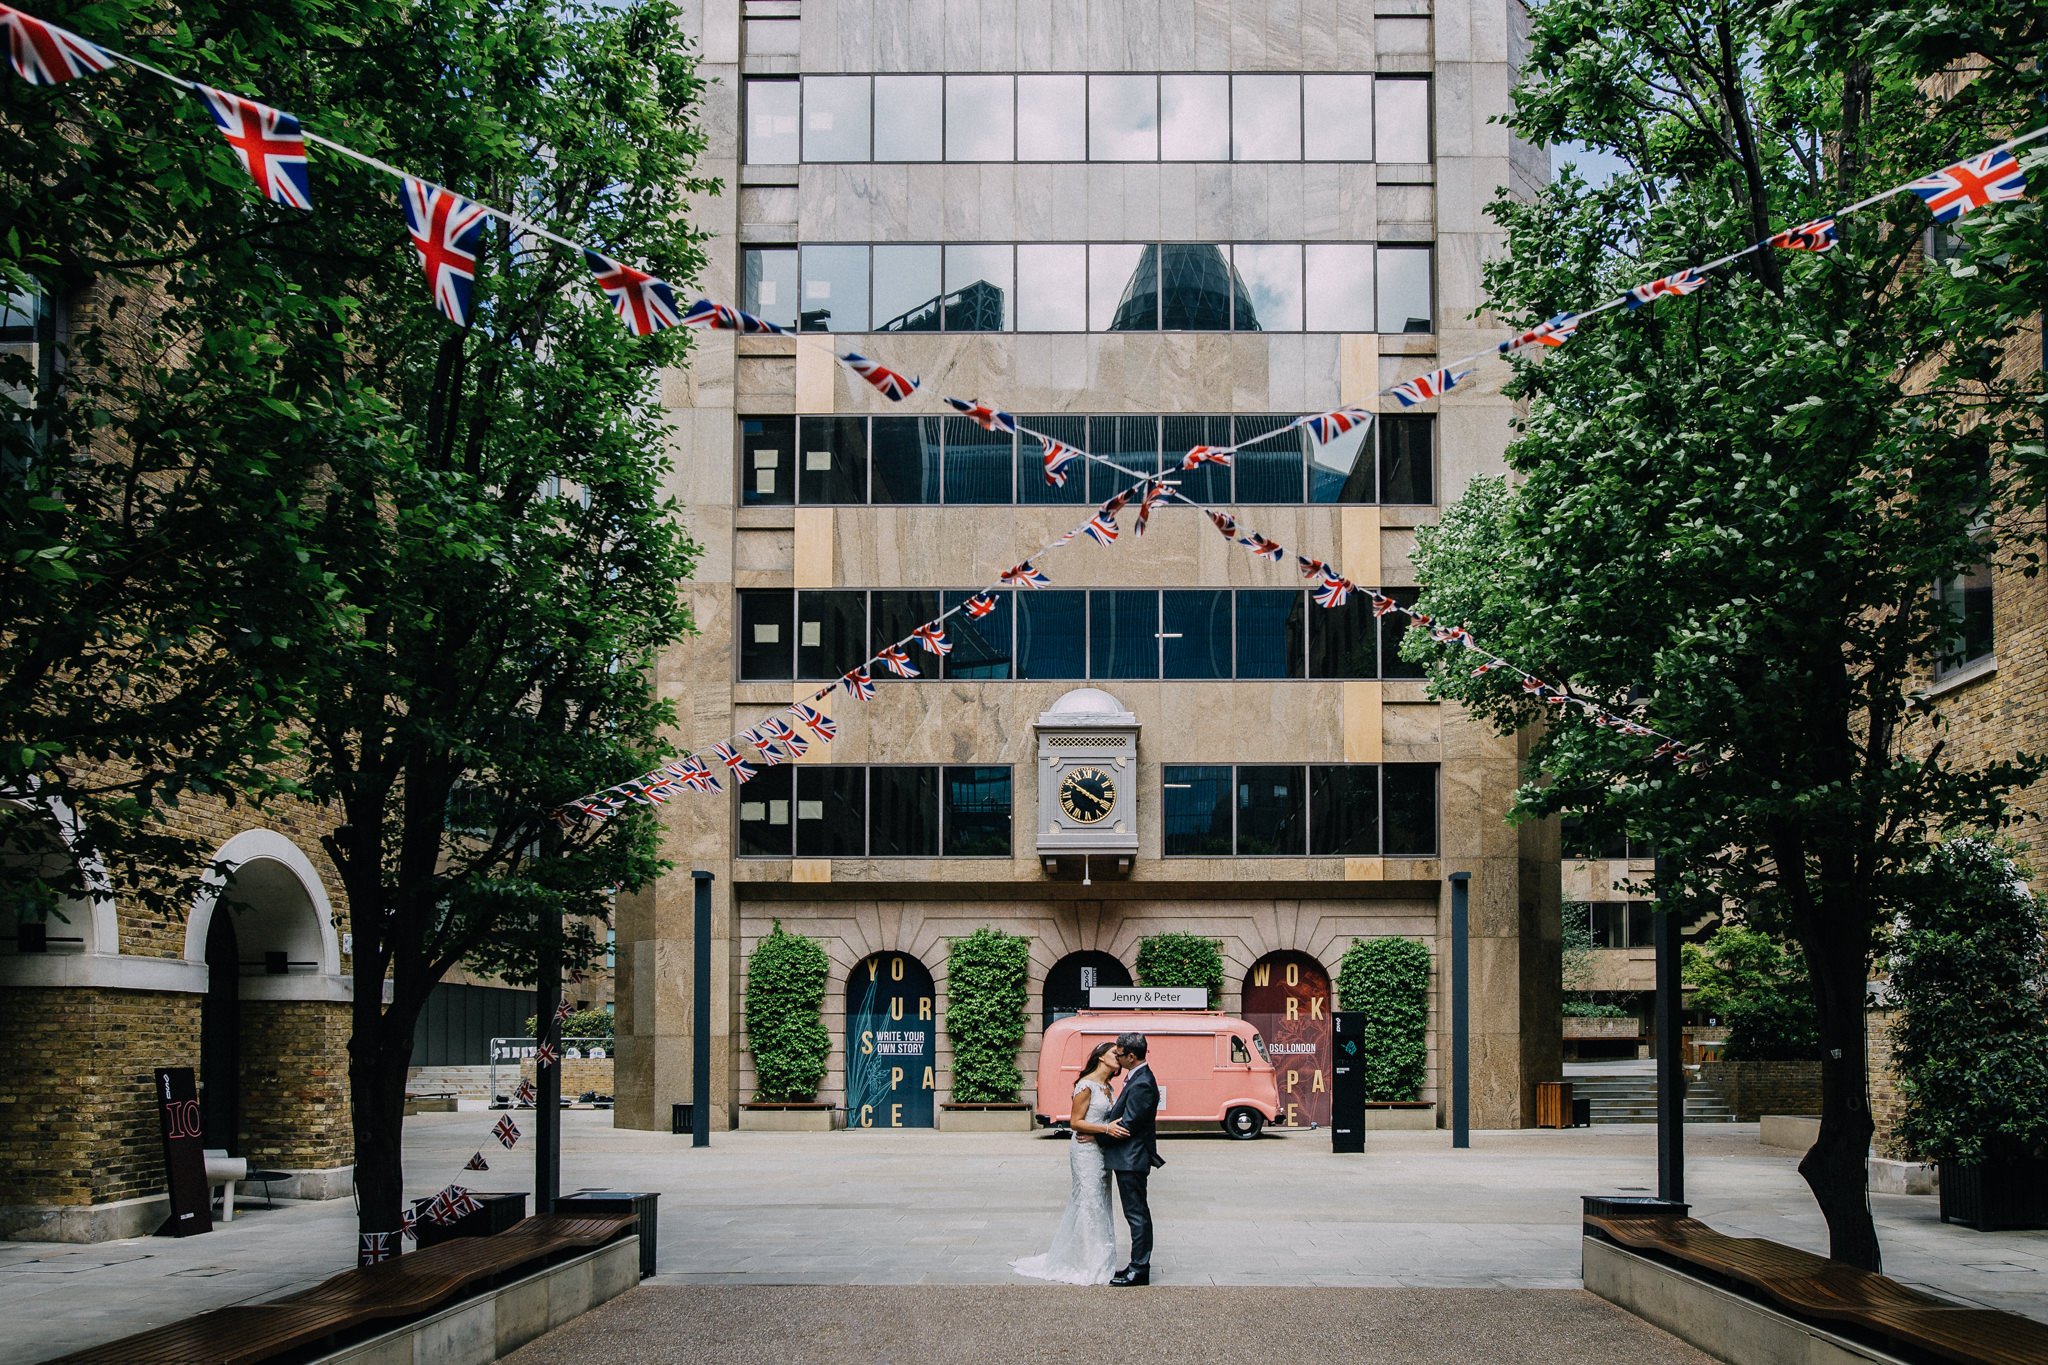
top-left (1111, 244), bottom-right (1258, 331)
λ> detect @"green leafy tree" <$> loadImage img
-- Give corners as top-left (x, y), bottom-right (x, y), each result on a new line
top-left (1408, 0), bottom-right (2043, 1267)
top-left (1682, 926), bottom-right (1820, 1060)
top-left (744, 922), bottom-right (831, 1103)
top-left (944, 928), bottom-right (1031, 1103)
top-left (1135, 932), bottom-right (1224, 1006)
top-left (1335, 937), bottom-right (1430, 1101)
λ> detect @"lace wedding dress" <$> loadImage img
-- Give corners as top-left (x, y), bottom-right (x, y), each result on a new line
top-left (1011, 1078), bottom-right (1117, 1285)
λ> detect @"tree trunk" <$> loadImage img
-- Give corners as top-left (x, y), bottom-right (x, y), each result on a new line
top-left (350, 992), bottom-right (413, 1263)
top-left (1798, 934), bottom-right (1881, 1270)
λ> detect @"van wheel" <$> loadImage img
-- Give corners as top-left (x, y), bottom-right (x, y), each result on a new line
top-left (1223, 1107), bottom-right (1264, 1140)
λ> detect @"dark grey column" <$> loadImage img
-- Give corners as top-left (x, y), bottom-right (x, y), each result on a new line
top-left (692, 870), bottom-right (714, 1148)
top-left (535, 904), bottom-right (561, 1213)
top-left (1449, 871), bottom-right (1470, 1150)
top-left (1654, 854), bottom-right (1684, 1202)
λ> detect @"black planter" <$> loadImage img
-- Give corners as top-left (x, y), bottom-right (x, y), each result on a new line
top-left (413, 1190), bottom-right (529, 1246)
top-left (1939, 1156), bottom-right (2048, 1231)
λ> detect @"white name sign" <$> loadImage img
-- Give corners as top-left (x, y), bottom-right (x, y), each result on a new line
top-left (1089, 986), bottom-right (1207, 1009)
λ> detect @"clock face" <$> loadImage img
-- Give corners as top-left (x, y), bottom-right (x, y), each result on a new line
top-left (1059, 766), bottom-right (1117, 825)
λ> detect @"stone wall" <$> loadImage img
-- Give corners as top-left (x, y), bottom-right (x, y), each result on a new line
top-left (237, 999), bottom-right (352, 1169)
top-left (1700, 1059), bottom-right (1821, 1122)
top-left (1867, 1009), bottom-right (1910, 1158)
top-left (521, 1057), bottom-right (614, 1098)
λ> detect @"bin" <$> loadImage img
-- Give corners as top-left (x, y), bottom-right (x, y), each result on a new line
top-left (671, 1103), bottom-right (692, 1135)
top-left (1535, 1080), bottom-right (1573, 1129)
top-left (413, 1190), bottom-right (528, 1246)
top-left (1572, 1096), bottom-right (1592, 1128)
top-left (559, 1189), bottom-right (660, 1278)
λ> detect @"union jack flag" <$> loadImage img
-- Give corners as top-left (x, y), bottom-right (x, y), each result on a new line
top-left (1652, 740), bottom-right (1681, 760)
top-left (1040, 436), bottom-right (1084, 487)
top-left (964, 593), bottom-right (999, 618)
top-left (672, 757), bottom-right (720, 793)
top-left (514, 1078), bottom-right (536, 1105)
top-left (945, 397), bottom-right (1017, 434)
top-left (1238, 531), bottom-right (1284, 562)
top-left (839, 352), bottom-right (919, 401)
top-left (713, 741), bottom-right (757, 783)
top-left (493, 1116), bottom-right (521, 1149)
top-left (1001, 561), bottom-right (1050, 589)
top-left (1134, 479), bottom-right (1173, 537)
top-left (791, 703), bottom-right (837, 741)
top-left (1208, 510), bottom-right (1239, 540)
top-left (533, 1042), bottom-right (558, 1067)
top-left (760, 716), bottom-right (800, 746)
top-left (912, 622), bottom-right (951, 656)
top-left (1390, 368), bottom-right (1473, 406)
top-left (755, 740), bottom-right (790, 766)
top-left (1049, 528), bottom-right (1076, 548)
top-left (1544, 689), bottom-right (1573, 707)
top-left (1521, 676), bottom-right (1547, 695)
top-left (1181, 445), bottom-right (1232, 470)
top-left (769, 725), bottom-right (809, 758)
top-left (1298, 556), bottom-right (1328, 580)
top-left (1430, 624), bottom-right (1472, 646)
top-left (585, 251), bottom-right (683, 336)
top-left (1472, 659), bottom-right (1505, 676)
top-left (1, 6), bottom-right (114, 85)
top-left (424, 1193), bottom-right (455, 1225)
top-left (401, 1206), bottom-right (420, 1240)
top-left (680, 297), bottom-right (785, 334)
top-left (1908, 149), bottom-right (2028, 223)
top-left (1300, 408), bottom-right (1371, 445)
top-left (1768, 217), bottom-right (1838, 252)
top-left (197, 88), bottom-right (312, 210)
top-left (878, 645), bottom-right (919, 678)
top-left (841, 668), bottom-right (876, 700)
top-left (443, 1186), bottom-right (484, 1217)
top-left (1372, 595), bottom-right (1401, 618)
top-left (554, 999), bottom-right (573, 1023)
top-left (1498, 312), bottom-right (1580, 353)
top-left (1313, 575), bottom-right (1354, 609)
top-left (1083, 508), bottom-right (1119, 545)
top-left (401, 178), bottom-right (490, 328)
top-left (464, 1150), bottom-right (490, 1171)
top-left (1624, 267), bottom-right (1707, 309)
top-left (359, 1232), bottom-right (398, 1265)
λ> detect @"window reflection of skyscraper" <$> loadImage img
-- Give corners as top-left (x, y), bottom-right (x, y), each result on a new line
top-left (875, 279), bottom-right (1006, 333)
top-left (1109, 244), bottom-right (1257, 332)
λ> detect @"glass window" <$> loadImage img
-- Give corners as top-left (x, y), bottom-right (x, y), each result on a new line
top-left (1301, 243), bottom-right (1373, 332)
top-left (1090, 589), bottom-right (1159, 679)
top-left (1562, 817), bottom-right (1630, 861)
top-left (737, 764), bottom-right (794, 856)
top-left (1626, 903), bottom-right (1656, 949)
top-left (746, 78), bottom-right (799, 164)
top-left (1935, 562), bottom-right (1994, 674)
top-left (1162, 590), bottom-right (1232, 679)
top-left (1161, 74), bottom-right (1229, 160)
top-left (737, 590), bottom-right (794, 681)
top-left (1089, 74), bottom-right (1158, 160)
top-left (803, 75), bottom-right (872, 161)
top-left (1377, 245), bottom-right (1433, 333)
top-left (943, 588), bottom-right (1013, 679)
top-left (1018, 414), bottom-right (1089, 505)
top-left (1017, 591), bottom-right (1087, 679)
top-left (872, 244), bottom-right (942, 332)
top-left (1160, 414), bottom-right (1230, 504)
top-left (1234, 414), bottom-right (1306, 503)
top-left (1374, 77), bottom-right (1431, 162)
top-left (1157, 244), bottom-right (1234, 331)
top-left (742, 247), bottom-right (798, 330)
top-left (870, 590), bottom-right (942, 669)
top-left (1310, 765), bottom-right (1379, 855)
top-left (741, 415), bottom-right (796, 506)
top-left (1092, 243), bottom-right (1155, 331)
top-left (795, 766), bottom-right (866, 857)
top-left (1382, 763), bottom-right (1438, 854)
top-left (869, 767), bottom-right (940, 856)
top-left (1310, 594), bottom-right (1379, 678)
top-left (1308, 412), bottom-right (1376, 503)
top-left (797, 416), bottom-right (868, 504)
top-left (1231, 244), bottom-right (1303, 332)
top-left (1163, 765), bottom-right (1233, 856)
top-left (943, 766), bottom-right (1012, 855)
top-left (1017, 74), bottom-right (1086, 160)
top-left (942, 415), bottom-right (1013, 503)
top-left (1017, 245), bottom-right (1088, 332)
top-left (1303, 76), bottom-right (1372, 160)
top-left (1093, 415), bottom-right (1163, 501)
top-left (870, 416), bottom-right (943, 503)
top-left (1237, 765), bottom-right (1307, 854)
top-left (1589, 901), bottom-right (1628, 949)
top-left (943, 244), bottom-right (1011, 331)
top-left (796, 590), bottom-right (866, 680)
top-left (874, 75), bottom-right (943, 161)
top-left (946, 75), bottom-right (1014, 161)
top-left (799, 244), bottom-right (868, 332)
top-left (1378, 414), bottom-right (1433, 504)
top-left (1378, 588), bottom-right (1426, 679)
top-left (1236, 590), bottom-right (1306, 679)
top-left (1231, 75), bottom-right (1301, 160)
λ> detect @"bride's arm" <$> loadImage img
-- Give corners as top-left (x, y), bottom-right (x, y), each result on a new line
top-left (1069, 1083), bottom-right (1113, 1137)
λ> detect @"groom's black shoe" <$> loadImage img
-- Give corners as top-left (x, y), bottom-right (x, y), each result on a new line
top-left (1110, 1268), bottom-right (1151, 1287)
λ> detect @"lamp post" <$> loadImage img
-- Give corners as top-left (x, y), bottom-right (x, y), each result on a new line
top-left (1449, 871), bottom-right (1470, 1150)
top-left (1653, 853), bottom-right (1684, 1204)
top-left (692, 870), bottom-right (713, 1148)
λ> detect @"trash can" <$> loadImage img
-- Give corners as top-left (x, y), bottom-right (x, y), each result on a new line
top-left (671, 1103), bottom-right (692, 1135)
top-left (1535, 1080), bottom-right (1573, 1129)
top-left (1572, 1096), bottom-right (1592, 1128)
top-left (558, 1189), bottom-right (660, 1279)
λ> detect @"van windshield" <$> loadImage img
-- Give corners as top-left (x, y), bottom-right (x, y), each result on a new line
top-left (1251, 1032), bottom-right (1269, 1062)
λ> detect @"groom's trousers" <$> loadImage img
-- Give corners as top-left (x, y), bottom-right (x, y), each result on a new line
top-left (1114, 1168), bottom-right (1152, 1270)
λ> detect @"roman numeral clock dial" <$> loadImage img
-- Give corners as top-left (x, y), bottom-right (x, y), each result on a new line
top-left (1058, 766), bottom-right (1117, 825)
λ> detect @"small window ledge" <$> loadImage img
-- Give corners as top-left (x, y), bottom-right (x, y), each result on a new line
top-left (1921, 654), bottom-right (1998, 700)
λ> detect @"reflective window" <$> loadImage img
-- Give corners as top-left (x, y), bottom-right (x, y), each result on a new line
top-left (1309, 414), bottom-right (1375, 503)
top-left (796, 590), bottom-right (866, 680)
top-left (1376, 245), bottom-right (1433, 334)
top-left (1162, 590), bottom-right (1232, 679)
top-left (1231, 243), bottom-right (1303, 333)
top-left (1234, 414), bottom-right (1306, 503)
top-left (943, 766), bottom-right (1012, 855)
top-left (1090, 589), bottom-right (1159, 680)
top-left (1237, 765), bottom-right (1307, 855)
top-left (1374, 77), bottom-right (1431, 163)
top-left (1157, 244), bottom-right (1238, 331)
top-left (1161, 414), bottom-right (1229, 504)
top-left (874, 75), bottom-right (943, 161)
top-left (742, 247), bottom-right (798, 330)
top-left (1164, 764), bottom-right (1437, 856)
top-left (1161, 74), bottom-right (1229, 160)
top-left (738, 765), bottom-right (794, 855)
top-left (941, 415), bottom-right (1013, 504)
top-left (1378, 588), bottom-right (1427, 679)
top-left (1231, 75), bottom-right (1301, 160)
top-left (1303, 244), bottom-right (1374, 332)
top-left (872, 244), bottom-right (942, 332)
top-left (1382, 763), bottom-right (1438, 855)
top-left (797, 416), bottom-right (867, 504)
top-left (1936, 562), bottom-right (1994, 674)
top-left (1235, 590), bottom-right (1306, 679)
top-left (870, 416), bottom-right (943, 504)
top-left (869, 767), bottom-right (941, 856)
top-left (943, 244), bottom-right (1012, 331)
top-left (1309, 595), bottom-right (1379, 678)
top-left (943, 588), bottom-right (1014, 679)
top-left (1303, 76), bottom-right (1373, 161)
top-left (1017, 591), bottom-right (1087, 679)
top-left (796, 766), bottom-right (866, 857)
top-left (737, 590), bottom-right (794, 680)
top-left (741, 415), bottom-right (796, 506)
top-left (870, 590), bottom-right (942, 670)
top-left (1017, 414), bottom-right (1089, 506)
top-left (1090, 74), bottom-right (1158, 159)
top-left (946, 75), bottom-right (1015, 161)
top-left (1017, 244), bottom-right (1088, 331)
top-left (1091, 416), bottom-right (1162, 500)
top-left (1093, 244), bottom-right (1156, 331)
top-left (1378, 415), bottom-right (1433, 504)
top-left (740, 765), bottom-right (1013, 859)
top-left (1017, 74), bottom-right (1087, 160)
top-left (799, 244), bottom-right (869, 332)
top-left (1309, 766), bottom-right (1379, 856)
top-left (746, 79), bottom-right (799, 164)
top-left (1163, 765), bottom-right (1234, 855)
top-left (803, 75), bottom-right (871, 161)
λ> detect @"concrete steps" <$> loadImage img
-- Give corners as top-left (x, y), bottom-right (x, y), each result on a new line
top-left (1570, 1074), bottom-right (1738, 1124)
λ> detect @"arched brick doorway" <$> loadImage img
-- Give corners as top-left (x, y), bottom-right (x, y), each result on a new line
top-left (1242, 950), bottom-right (1333, 1128)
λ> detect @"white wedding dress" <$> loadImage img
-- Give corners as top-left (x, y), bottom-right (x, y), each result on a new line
top-left (1011, 1078), bottom-right (1117, 1285)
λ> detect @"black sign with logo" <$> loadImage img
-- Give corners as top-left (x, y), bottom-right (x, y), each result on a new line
top-left (154, 1067), bottom-right (213, 1235)
top-left (1330, 1012), bottom-right (1366, 1153)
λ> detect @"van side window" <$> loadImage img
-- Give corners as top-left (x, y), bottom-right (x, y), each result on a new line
top-left (1230, 1036), bottom-right (1251, 1064)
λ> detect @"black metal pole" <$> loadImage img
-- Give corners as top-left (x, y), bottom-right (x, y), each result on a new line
top-left (692, 870), bottom-right (713, 1148)
top-left (535, 901), bottom-right (561, 1214)
top-left (1449, 871), bottom-right (1470, 1150)
top-left (1654, 853), bottom-right (1684, 1204)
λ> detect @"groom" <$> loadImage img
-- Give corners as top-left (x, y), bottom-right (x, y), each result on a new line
top-left (1099, 1032), bottom-right (1164, 1286)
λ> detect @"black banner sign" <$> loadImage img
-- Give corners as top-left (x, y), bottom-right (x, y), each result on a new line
top-left (154, 1067), bottom-right (213, 1236)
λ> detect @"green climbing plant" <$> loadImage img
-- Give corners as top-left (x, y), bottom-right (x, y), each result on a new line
top-left (945, 928), bottom-right (1032, 1103)
top-left (1135, 932), bottom-right (1224, 1006)
top-left (744, 920), bottom-right (831, 1101)
top-left (1336, 937), bottom-right (1431, 1101)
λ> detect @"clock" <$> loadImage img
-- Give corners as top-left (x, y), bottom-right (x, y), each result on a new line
top-left (1058, 766), bottom-right (1118, 825)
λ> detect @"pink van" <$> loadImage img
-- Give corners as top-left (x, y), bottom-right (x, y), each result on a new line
top-left (1033, 1010), bottom-right (1283, 1139)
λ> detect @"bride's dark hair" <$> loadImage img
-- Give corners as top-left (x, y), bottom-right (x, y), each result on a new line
top-left (1083, 1041), bottom-right (1118, 1075)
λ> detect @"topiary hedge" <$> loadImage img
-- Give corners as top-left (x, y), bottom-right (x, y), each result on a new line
top-left (1135, 932), bottom-right (1224, 1006)
top-left (945, 927), bottom-right (1032, 1102)
top-left (1335, 936), bottom-right (1430, 1101)
top-left (744, 920), bottom-right (831, 1101)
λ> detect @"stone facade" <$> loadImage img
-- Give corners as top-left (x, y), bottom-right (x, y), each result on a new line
top-left (1698, 1059), bottom-right (1822, 1123)
top-left (1867, 1008), bottom-right (1909, 1159)
top-left (237, 1000), bottom-right (353, 1171)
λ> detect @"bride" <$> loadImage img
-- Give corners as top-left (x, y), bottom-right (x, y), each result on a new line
top-left (1011, 1041), bottom-right (1129, 1284)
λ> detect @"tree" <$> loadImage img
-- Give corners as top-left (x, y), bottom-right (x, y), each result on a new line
top-left (944, 928), bottom-right (1030, 1103)
top-left (1334, 938), bottom-right (1430, 1101)
top-left (744, 922), bottom-right (831, 1103)
top-left (1134, 932), bottom-right (1225, 1006)
top-left (1681, 926), bottom-right (1820, 1060)
top-left (1408, 0), bottom-right (2043, 1267)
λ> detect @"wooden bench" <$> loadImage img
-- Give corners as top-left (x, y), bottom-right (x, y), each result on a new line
top-left (49, 1212), bottom-right (635, 1365)
top-left (1586, 1212), bottom-right (2048, 1365)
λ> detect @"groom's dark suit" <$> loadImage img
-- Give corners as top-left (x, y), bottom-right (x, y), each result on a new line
top-left (1100, 1063), bottom-right (1165, 1274)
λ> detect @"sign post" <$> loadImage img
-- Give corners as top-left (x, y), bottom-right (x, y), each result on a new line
top-left (153, 1067), bottom-right (212, 1236)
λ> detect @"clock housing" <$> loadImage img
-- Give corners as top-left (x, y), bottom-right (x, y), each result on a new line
top-left (1035, 688), bottom-right (1140, 870)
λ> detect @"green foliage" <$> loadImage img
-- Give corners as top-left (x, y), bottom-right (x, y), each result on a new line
top-left (524, 1008), bottom-right (614, 1041)
top-left (1561, 903), bottom-right (1596, 994)
top-left (744, 921), bottom-right (831, 1102)
top-left (1563, 999), bottom-right (1629, 1018)
top-left (1682, 927), bottom-right (1820, 1060)
top-left (1135, 932), bottom-right (1224, 1006)
top-left (1335, 937), bottom-right (1430, 1101)
top-left (1888, 840), bottom-right (2048, 1164)
top-left (944, 928), bottom-right (1031, 1103)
